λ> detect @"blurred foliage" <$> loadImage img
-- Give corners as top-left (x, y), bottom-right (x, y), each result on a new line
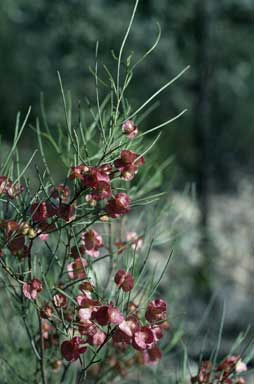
top-left (0, 0), bottom-right (254, 186)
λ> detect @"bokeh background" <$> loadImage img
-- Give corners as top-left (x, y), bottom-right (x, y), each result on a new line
top-left (0, 0), bottom-right (253, 373)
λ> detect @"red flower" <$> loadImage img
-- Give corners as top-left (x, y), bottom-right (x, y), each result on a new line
top-left (82, 229), bottom-right (104, 258)
top-left (92, 306), bottom-right (109, 326)
top-left (112, 329), bottom-right (131, 346)
top-left (106, 193), bottom-right (131, 218)
top-left (31, 202), bottom-right (48, 222)
top-left (69, 164), bottom-right (89, 180)
top-left (217, 356), bottom-right (239, 373)
top-left (98, 163), bottom-right (112, 175)
top-left (78, 320), bottom-right (97, 336)
top-left (79, 167), bottom-right (112, 200)
top-left (114, 150), bottom-right (144, 181)
top-left (50, 184), bottom-right (70, 202)
top-left (61, 337), bottom-right (86, 362)
top-left (79, 281), bottom-right (94, 293)
top-left (69, 246), bottom-right (85, 259)
top-left (53, 294), bottom-right (67, 308)
top-left (122, 120), bottom-right (138, 140)
top-left (0, 176), bottom-right (24, 199)
top-left (8, 235), bottom-right (27, 256)
top-left (57, 203), bottom-right (76, 222)
top-left (112, 315), bottom-right (140, 346)
top-left (40, 304), bottom-right (54, 319)
top-left (132, 327), bottom-right (154, 351)
top-left (114, 269), bottom-right (134, 292)
top-left (142, 346), bottom-right (162, 366)
top-left (150, 325), bottom-right (163, 342)
top-left (192, 361), bottom-right (212, 384)
top-left (2, 221), bottom-right (27, 257)
top-left (67, 258), bottom-right (88, 280)
top-left (90, 181), bottom-right (111, 201)
top-left (92, 304), bottom-right (124, 326)
top-left (23, 279), bottom-right (43, 301)
top-left (31, 201), bottom-right (58, 223)
top-left (145, 299), bottom-right (167, 323)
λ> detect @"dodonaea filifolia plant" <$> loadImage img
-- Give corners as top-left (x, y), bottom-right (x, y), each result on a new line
top-left (0, 1), bottom-right (191, 383)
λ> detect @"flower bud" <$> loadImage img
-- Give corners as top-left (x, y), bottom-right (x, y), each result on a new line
top-left (28, 228), bottom-right (37, 239)
top-left (20, 222), bottom-right (30, 236)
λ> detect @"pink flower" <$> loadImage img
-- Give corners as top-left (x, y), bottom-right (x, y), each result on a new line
top-left (82, 167), bottom-right (112, 200)
top-left (53, 294), bottom-right (67, 308)
top-left (114, 150), bottom-right (144, 181)
top-left (23, 279), bottom-right (43, 301)
top-left (112, 315), bottom-right (140, 346)
top-left (87, 330), bottom-right (106, 346)
top-left (119, 315), bottom-right (140, 337)
top-left (90, 181), bottom-right (111, 201)
top-left (82, 229), bottom-right (104, 258)
top-left (41, 320), bottom-right (53, 339)
top-left (145, 299), bottom-right (167, 323)
top-left (79, 308), bottom-right (93, 321)
top-left (0, 176), bottom-right (24, 199)
top-left (150, 325), bottom-right (163, 342)
top-left (106, 193), bottom-right (131, 218)
top-left (142, 346), bottom-right (162, 366)
top-left (126, 232), bottom-right (143, 250)
top-left (236, 378), bottom-right (246, 384)
top-left (0, 176), bottom-right (8, 195)
top-left (76, 294), bottom-right (99, 308)
top-left (132, 327), bottom-right (154, 351)
top-left (69, 164), bottom-right (89, 180)
top-left (236, 359), bottom-right (247, 373)
top-left (78, 320), bottom-right (97, 336)
top-left (39, 233), bottom-right (49, 241)
top-left (50, 184), bottom-right (70, 203)
top-left (114, 269), bottom-right (134, 292)
top-left (122, 120), bottom-right (138, 139)
top-left (98, 163), bottom-right (112, 175)
top-left (61, 337), bottom-right (86, 362)
top-left (192, 361), bottom-right (212, 384)
top-left (40, 304), bottom-right (54, 319)
top-left (108, 305), bottom-right (125, 324)
top-left (217, 356), bottom-right (239, 373)
top-left (67, 258), bottom-right (88, 280)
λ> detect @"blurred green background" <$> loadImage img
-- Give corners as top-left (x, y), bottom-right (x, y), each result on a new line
top-left (1, 0), bottom-right (254, 187)
top-left (0, 0), bottom-right (253, 374)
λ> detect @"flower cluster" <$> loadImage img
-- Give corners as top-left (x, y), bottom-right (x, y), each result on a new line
top-left (59, 286), bottom-right (168, 366)
top-left (68, 149), bottom-right (144, 213)
top-left (0, 110), bottom-right (169, 383)
top-left (0, 176), bottom-right (24, 199)
top-left (192, 356), bottom-right (247, 384)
